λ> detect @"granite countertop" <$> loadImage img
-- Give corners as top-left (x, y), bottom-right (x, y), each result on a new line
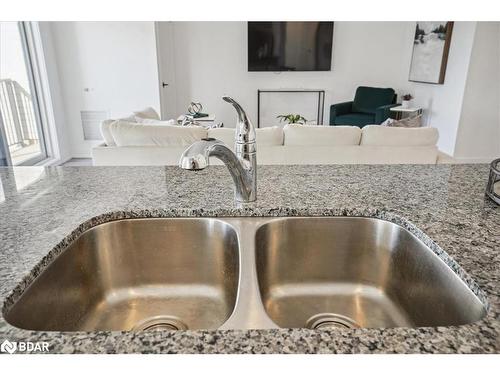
top-left (0, 164), bottom-right (498, 354)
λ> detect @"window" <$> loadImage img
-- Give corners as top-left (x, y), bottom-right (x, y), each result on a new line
top-left (0, 22), bottom-right (48, 165)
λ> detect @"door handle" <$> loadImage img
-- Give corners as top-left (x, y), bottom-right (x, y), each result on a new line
top-left (162, 82), bottom-right (169, 88)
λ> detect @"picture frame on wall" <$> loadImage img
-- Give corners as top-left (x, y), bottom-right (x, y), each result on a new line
top-left (408, 21), bottom-right (454, 84)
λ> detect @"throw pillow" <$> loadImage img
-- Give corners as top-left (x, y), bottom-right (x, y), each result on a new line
top-left (380, 118), bottom-right (396, 126)
top-left (109, 122), bottom-right (207, 147)
top-left (388, 115), bottom-right (422, 128)
top-left (133, 107), bottom-right (160, 121)
top-left (100, 115), bottom-right (137, 146)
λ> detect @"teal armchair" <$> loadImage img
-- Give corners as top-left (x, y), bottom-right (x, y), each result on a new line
top-left (329, 86), bottom-right (397, 128)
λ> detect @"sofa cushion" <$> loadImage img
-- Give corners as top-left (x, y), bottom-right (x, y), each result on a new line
top-left (93, 144), bottom-right (438, 166)
top-left (352, 87), bottom-right (395, 114)
top-left (100, 115), bottom-right (137, 146)
top-left (110, 121), bottom-right (207, 147)
top-left (257, 145), bottom-right (438, 165)
top-left (284, 124), bottom-right (361, 146)
top-left (135, 118), bottom-right (177, 126)
top-left (208, 127), bottom-right (284, 146)
top-left (207, 128), bottom-right (234, 145)
top-left (361, 125), bottom-right (438, 146)
top-left (133, 107), bottom-right (160, 121)
top-left (256, 127), bottom-right (284, 145)
top-left (334, 113), bottom-right (375, 127)
top-left (101, 119), bottom-right (116, 146)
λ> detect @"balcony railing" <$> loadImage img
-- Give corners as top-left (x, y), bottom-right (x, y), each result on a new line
top-left (0, 78), bottom-right (38, 150)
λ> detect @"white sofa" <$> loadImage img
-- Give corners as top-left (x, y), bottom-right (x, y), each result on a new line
top-left (92, 121), bottom-right (453, 166)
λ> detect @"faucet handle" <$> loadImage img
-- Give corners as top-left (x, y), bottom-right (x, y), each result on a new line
top-left (222, 96), bottom-right (256, 145)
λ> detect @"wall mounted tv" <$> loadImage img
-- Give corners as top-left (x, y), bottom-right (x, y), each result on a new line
top-left (248, 22), bottom-right (334, 72)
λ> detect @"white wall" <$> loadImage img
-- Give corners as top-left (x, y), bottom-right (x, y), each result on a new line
top-left (410, 22), bottom-right (477, 156)
top-left (41, 21), bottom-right (484, 159)
top-left (48, 22), bottom-right (160, 157)
top-left (164, 22), bottom-right (411, 127)
top-left (159, 21), bottom-right (478, 155)
top-left (454, 22), bottom-right (500, 162)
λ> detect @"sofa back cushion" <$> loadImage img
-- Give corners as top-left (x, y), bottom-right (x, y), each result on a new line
top-left (257, 145), bottom-right (438, 165)
top-left (101, 119), bottom-right (117, 146)
top-left (100, 115), bottom-right (137, 146)
top-left (284, 124), bottom-right (361, 146)
top-left (257, 127), bottom-right (284, 145)
top-left (361, 125), bottom-right (439, 146)
top-left (207, 128), bottom-right (234, 145)
top-left (93, 145), bottom-right (438, 166)
top-left (352, 86), bottom-right (395, 114)
top-left (133, 107), bottom-right (160, 121)
top-left (135, 118), bottom-right (177, 125)
top-left (110, 121), bottom-right (207, 147)
top-left (208, 127), bottom-right (284, 146)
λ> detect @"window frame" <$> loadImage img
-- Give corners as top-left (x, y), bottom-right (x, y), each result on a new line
top-left (1, 21), bottom-right (60, 166)
top-left (16, 21), bottom-right (49, 165)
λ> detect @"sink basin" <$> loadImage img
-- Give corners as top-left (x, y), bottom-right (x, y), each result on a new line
top-left (255, 217), bottom-right (487, 329)
top-left (5, 218), bottom-right (239, 331)
top-left (4, 216), bottom-right (487, 332)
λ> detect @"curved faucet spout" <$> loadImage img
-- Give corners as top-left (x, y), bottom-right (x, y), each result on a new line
top-left (179, 138), bottom-right (255, 202)
top-left (179, 138), bottom-right (222, 170)
top-left (179, 97), bottom-right (257, 203)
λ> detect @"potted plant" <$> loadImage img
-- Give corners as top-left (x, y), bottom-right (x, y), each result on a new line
top-left (401, 94), bottom-right (414, 109)
top-left (276, 114), bottom-right (308, 125)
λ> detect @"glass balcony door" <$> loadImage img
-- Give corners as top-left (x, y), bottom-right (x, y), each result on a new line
top-left (0, 22), bottom-right (47, 165)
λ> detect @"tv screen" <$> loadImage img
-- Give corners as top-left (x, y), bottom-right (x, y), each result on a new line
top-left (248, 22), bottom-right (334, 72)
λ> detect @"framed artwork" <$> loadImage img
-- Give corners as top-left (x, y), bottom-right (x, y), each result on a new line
top-left (408, 21), bottom-right (454, 84)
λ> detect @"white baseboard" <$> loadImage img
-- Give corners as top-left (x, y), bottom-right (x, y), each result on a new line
top-left (453, 156), bottom-right (498, 164)
top-left (35, 157), bottom-right (65, 167)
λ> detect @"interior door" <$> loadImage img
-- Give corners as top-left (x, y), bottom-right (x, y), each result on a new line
top-left (155, 22), bottom-right (178, 121)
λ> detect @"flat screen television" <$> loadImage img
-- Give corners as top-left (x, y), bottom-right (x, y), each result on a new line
top-left (248, 22), bottom-right (334, 72)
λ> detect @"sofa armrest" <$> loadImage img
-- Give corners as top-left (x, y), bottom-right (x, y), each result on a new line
top-left (329, 101), bottom-right (353, 125)
top-left (375, 104), bottom-right (399, 124)
top-left (437, 150), bottom-right (455, 164)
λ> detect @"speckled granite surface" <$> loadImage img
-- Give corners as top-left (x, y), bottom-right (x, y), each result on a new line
top-left (0, 164), bottom-right (498, 354)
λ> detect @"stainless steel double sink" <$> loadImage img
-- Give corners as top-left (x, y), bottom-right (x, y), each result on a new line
top-left (4, 217), bottom-right (487, 332)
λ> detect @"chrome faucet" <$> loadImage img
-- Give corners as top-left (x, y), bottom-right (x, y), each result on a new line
top-left (179, 96), bottom-right (257, 202)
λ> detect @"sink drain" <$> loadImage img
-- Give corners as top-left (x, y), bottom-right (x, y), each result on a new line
top-left (132, 316), bottom-right (188, 332)
top-left (306, 313), bottom-right (360, 329)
